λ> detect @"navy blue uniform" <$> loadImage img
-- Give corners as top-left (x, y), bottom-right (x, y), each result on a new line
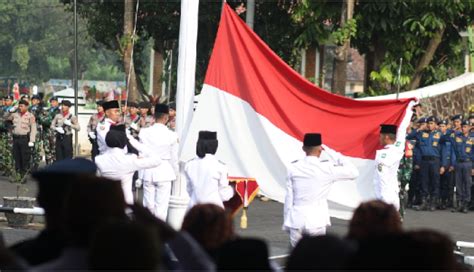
top-left (406, 129), bottom-right (442, 201)
top-left (449, 131), bottom-right (473, 205)
top-left (439, 131), bottom-right (455, 207)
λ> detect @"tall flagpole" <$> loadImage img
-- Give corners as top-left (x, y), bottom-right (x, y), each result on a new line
top-left (167, 0), bottom-right (200, 229)
top-left (73, 0), bottom-right (79, 156)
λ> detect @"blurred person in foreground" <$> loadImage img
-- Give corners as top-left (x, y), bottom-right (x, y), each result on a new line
top-left (10, 159), bottom-right (97, 266)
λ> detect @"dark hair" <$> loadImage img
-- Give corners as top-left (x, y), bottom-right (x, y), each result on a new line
top-left (347, 200), bottom-right (402, 241)
top-left (181, 204), bottom-right (234, 252)
top-left (196, 139), bottom-right (218, 158)
top-left (154, 112), bottom-right (168, 120)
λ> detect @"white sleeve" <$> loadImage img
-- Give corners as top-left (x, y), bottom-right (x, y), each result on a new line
top-left (132, 155), bottom-right (162, 171)
top-left (283, 167), bottom-right (294, 221)
top-left (170, 133), bottom-right (179, 175)
top-left (185, 164), bottom-right (193, 198)
top-left (322, 145), bottom-right (359, 181)
top-left (96, 126), bottom-right (108, 154)
top-left (218, 164), bottom-right (233, 201)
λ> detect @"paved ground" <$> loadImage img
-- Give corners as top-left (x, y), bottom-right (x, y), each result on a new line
top-left (1, 175), bottom-right (474, 257)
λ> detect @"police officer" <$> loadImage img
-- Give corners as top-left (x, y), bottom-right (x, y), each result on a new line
top-left (408, 117), bottom-right (426, 208)
top-left (283, 133), bottom-right (359, 247)
top-left (42, 97), bottom-right (61, 164)
top-left (51, 100), bottom-right (80, 160)
top-left (407, 116), bottom-right (442, 211)
top-left (451, 114), bottom-right (463, 132)
top-left (138, 101), bottom-right (154, 129)
top-left (438, 119), bottom-right (455, 209)
top-left (449, 120), bottom-right (473, 213)
top-left (139, 103), bottom-right (178, 221)
top-left (5, 100), bottom-right (37, 175)
top-left (87, 100), bottom-right (105, 161)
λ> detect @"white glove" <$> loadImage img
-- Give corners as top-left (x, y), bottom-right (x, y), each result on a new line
top-left (135, 178), bottom-right (142, 188)
top-left (88, 132), bottom-right (96, 139)
top-left (28, 142), bottom-right (34, 147)
top-left (55, 127), bottom-right (65, 134)
top-left (63, 119), bottom-right (72, 126)
top-left (9, 106), bottom-right (17, 113)
top-left (130, 122), bottom-right (139, 131)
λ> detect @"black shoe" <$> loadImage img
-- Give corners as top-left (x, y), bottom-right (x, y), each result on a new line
top-left (462, 202), bottom-right (469, 213)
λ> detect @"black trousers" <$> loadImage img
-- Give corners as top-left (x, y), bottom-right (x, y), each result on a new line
top-left (55, 134), bottom-right (73, 161)
top-left (440, 172), bottom-right (452, 201)
top-left (91, 139), bottom-right (99, 161)
top-left (408, 169), bottom-right (421, 204)
top-left (420, 158), bottom-right (440, 198)
top-left (12, 135), bottom-right (30, 174)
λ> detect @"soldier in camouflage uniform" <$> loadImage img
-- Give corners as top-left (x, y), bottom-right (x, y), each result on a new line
top-left (398, 140), bottom-right (414, 217)
top-left (29, 95), bottom-right (44, 170)
top-left (41, 97), bottom-right (61, 164)
top-left (0, 95), bottom-right (15, 175)
top-left (87, 100), bottom-right (105, 161)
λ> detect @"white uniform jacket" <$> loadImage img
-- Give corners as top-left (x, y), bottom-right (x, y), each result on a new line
top-left (185, 154), bottom-right (234, 209)
top-left (96, 118), bottom-right (114, 154)
top-left (374, 141), bottom-right (405, 209)
top-left (95, 148), bottom-right (162, 203)
top-left (283, 145), bottom-right (359, 231)
top-left (139, 123), bottom-right (179, 182)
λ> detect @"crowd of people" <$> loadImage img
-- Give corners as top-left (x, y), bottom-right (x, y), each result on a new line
top-left (402, 110), bottom-right (474, 214)
top-left (0, 93), bottom-right (473, 270)
top-left (0, 159), bottom-right (469, 270)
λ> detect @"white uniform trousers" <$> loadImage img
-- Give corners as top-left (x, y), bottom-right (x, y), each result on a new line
top-left (143, 180), bottom-right (172, 221)
top-left (289, 227), bottom-right (326, 248)
top-left (122, 178), bottom-right (134, 205)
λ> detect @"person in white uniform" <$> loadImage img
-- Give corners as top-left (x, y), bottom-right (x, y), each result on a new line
top-left (283, 133), bottom-right (359, 247)
top-left (96, 100), bottom-right (121, 154)
top-left (139, 103), bottom-right (178, 221)
top-left (185, 131), bottom-right (234, 210)
top-left (95, 128), bottom-right (162, 204)
top-left (374, 124), bottom-right (405, 211)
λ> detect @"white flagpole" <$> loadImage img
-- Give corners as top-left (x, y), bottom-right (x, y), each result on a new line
top-left (168, 0), bottom-right (200, 229)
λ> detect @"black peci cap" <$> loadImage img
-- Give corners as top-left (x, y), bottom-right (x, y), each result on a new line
top-left (303, 133), bottom-right (322, 147)
top-left (451, 114), bottom-right (463, 121)
top-left (103, 100), bottom-right (119, 111)
top-left (380, 124), bottom-right (397, 135)
top-left (198, 131), bottom-right (217, 140)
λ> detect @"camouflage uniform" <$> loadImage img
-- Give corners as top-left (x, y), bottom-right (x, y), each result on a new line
top-left (41, 106), bottom-right (60, 164)
top-left (0, 105), bottom-right (15, 175)
top-left (398, 147), bottom-right (413, 217)
top-left (29, 104), bottom-right (44, 170)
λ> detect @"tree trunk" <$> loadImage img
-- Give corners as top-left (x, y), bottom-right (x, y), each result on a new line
top-left (152, 48), bottom-right (164, 97)
top-left (246, 0), bottom-right (255, 29)
top-left (123, 0), bottom-right (140, 102)
top-left (331, 0), bottom-right (354, 96)
top-left (364, 38), bottom-right (386, 92)
top-left (407, 26), bottom-right (445, 91)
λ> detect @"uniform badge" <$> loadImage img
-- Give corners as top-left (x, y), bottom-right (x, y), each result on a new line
top-left (377, 163), bottom-right (383, 172)
top-left (100, 125), bottom-right (105, 130)
top-left (433, 133), bottom-right (440, 139)
top-left (467, 147), bottom-right (471, 153)
top-left (381, 153), bottom-right (387, 158)
top-left (395, 141), bottom-right (401, 147)
top-left (456, 137), bottom-right (462, 143)
top-left (422, 133), bottom-right (429, 138)
top-left (432, 142), bottom-right (438, 147)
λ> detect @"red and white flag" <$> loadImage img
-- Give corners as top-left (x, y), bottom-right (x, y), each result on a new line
top-left (181, 4), bottom-right (417, 218)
